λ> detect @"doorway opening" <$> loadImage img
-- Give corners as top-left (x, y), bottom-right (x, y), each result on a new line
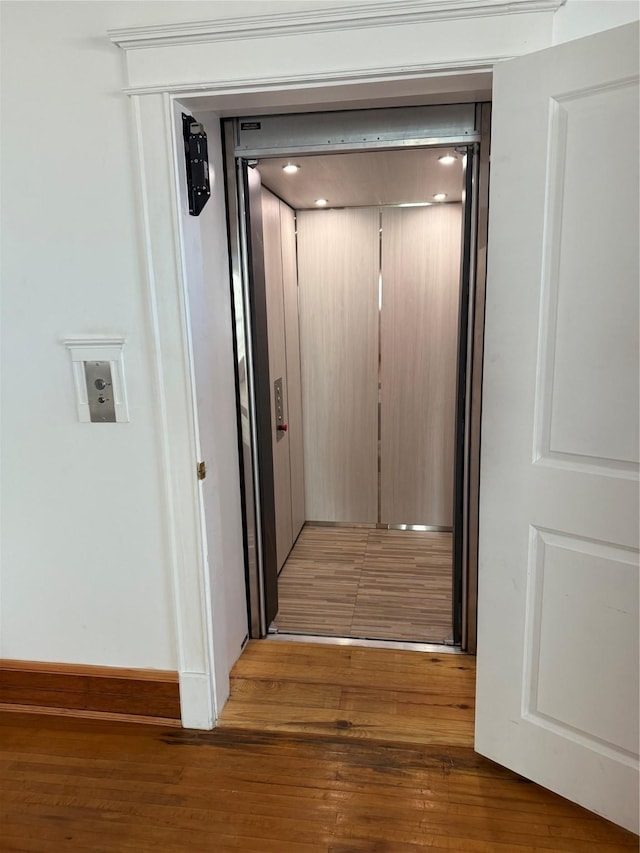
top-left (222, 103), bottom-right (489, 652)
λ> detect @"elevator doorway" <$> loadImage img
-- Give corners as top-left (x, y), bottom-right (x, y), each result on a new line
top-left (223, 104), bottom-right (489, 651)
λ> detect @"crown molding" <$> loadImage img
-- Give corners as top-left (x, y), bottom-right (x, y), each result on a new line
top-left (109, 0), bottom-right (566, 50)
top-left (62, 336), bottom-right (127, 350)
top-left (121, 56), bottom-right (501, 97)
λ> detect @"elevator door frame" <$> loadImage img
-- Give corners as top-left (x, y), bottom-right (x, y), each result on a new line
top-left (223, 104), bottom-right (490, 651)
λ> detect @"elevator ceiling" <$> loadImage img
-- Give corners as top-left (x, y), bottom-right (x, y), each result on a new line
top-left (258, 147), bottom-right (464, 210)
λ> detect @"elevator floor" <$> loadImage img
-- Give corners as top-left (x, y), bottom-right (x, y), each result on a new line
top-left (274, 525), bottom-right (453, 643)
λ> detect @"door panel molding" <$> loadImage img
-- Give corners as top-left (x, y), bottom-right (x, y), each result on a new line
top-left (523, 527), bottom-right (639, 763)
top-left (533, 78), bottom-right (640, 477)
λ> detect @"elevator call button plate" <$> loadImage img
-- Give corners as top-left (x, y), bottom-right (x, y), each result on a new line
top-left (84, 361), bottom-right (116, 422)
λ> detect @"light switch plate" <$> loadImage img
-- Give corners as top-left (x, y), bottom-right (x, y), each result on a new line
top-left (63, 337), bottom-right (130, 423)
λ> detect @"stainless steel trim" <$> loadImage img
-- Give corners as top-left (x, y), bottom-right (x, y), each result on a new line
top-left (282, 200), bottom-right (464, 212)
top-left (237, 135), bottom-right (480, 158)
top-left (234, 105), bottom-right (478, 157)
top-left (84, 361), bottom-right (116, 423)
top-left (267, 633), bottom-right (464, 653)
top-left (305, 520), bottom-right (452, 532)
top-left (238, 162), bottom-right (268, 638)
top-left (224, 119), bottom-right (266, 639)
top-left (461, 141), bottom-right (480, 651)
top-left (377, 209), bottom-right (383, 524)
top-left (305, 520), bottom-right (379, 528)
top-left (464, 104), bottom-right (491, 655)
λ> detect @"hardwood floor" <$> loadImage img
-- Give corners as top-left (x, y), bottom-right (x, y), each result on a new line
top-left (2, 640), bottom-right (636, 852)
top-left (219, 639), bottom-right (475, 746)
top-left (276, 525), bottom-right (453, 642)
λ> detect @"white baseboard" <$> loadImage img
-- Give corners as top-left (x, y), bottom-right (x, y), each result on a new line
top-left (178, 671), bottom-right (214, 729)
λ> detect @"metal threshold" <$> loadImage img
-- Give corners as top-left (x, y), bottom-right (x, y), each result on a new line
top-left (266, 632), bottom-right (464, 654)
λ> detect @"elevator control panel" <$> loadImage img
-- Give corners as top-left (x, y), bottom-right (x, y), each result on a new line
top-left (274, 377), bottom-right (287, 441)
top-left (84, 361), bottom-right (116, 423)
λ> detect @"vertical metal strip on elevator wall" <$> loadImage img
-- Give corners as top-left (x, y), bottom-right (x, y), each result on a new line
top-left (464, 104), bottom-right (492, 654)
top-left (453, 144), bottom-right (478, 644)
top-left (461, 144), bottom-right (480, 649)
top-left (242, 164), bottom-right (280, 631)
top-left (377, 209), bottom-right (383, 524)
top-left (238, 164), bottom-right (269, 636)
top-left (453, 141), bottom-right (480, 648)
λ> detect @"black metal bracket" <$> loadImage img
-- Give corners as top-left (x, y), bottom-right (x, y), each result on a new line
top-left (182, 113), bottom-right (211, 216)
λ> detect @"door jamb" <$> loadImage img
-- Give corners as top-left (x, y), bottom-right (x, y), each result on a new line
top-left (225, 117), bottom-right (484, 646)
top-left (130, 68), bottom-right (492, 728)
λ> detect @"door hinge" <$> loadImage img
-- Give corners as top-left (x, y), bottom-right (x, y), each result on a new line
top-left (197, 460), bottom-right (207, 481)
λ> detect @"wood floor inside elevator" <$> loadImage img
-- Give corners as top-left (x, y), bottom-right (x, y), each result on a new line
top-left (275, 525), bottom-right (453, 643)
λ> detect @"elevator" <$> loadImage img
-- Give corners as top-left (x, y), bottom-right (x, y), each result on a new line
top-left (223, 104), bottom-right (489, 651)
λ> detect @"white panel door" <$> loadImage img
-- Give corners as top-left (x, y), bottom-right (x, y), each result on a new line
top-left (476, 23), bottom-right (639, 833)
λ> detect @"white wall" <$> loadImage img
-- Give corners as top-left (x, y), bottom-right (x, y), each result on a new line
top-left (553, 0), bottom-right (639, 44)
top-left (1, 0), bottom-right (634, 679)
top-left (0, 1), bottom-right (268, 669)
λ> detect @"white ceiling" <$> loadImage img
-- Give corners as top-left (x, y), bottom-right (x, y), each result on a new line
top-left (258, 147), bottom-right (465, 209)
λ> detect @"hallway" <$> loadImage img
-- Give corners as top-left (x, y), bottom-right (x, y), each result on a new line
top-left (275, 526), bottom-right (453, 642)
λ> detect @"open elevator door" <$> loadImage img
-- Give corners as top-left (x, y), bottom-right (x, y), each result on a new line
top-left (223, 104), bottom-right (489, 645)
top-left (227, 158), bottom-right (280, 636)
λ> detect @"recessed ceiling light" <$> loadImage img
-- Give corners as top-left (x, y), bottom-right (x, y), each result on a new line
top-left (433, 193), bottom-right (447, 202)
top-left (315, 198), bottom-right (328, 206)
top-left (438, 154), bottom-right (457, 165)
top-left (282, 163), bottom-right (300, 174)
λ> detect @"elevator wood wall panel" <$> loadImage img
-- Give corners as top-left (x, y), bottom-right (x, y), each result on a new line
top-left (298, 209), bottom-right (379, 522)
top-left (280, 201), bottom-right (305, 543)
top-left (262, 189), bottom-right (293, 568)
top-left (380, 204), bottom-right (462, 526)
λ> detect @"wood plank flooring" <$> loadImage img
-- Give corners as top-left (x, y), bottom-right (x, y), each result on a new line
top-left (2, 640), bottom-right (636, 851)
top-left (276, 525), bottom-right (453, 642)
top-left (219, 639), bottom-right (476, 746)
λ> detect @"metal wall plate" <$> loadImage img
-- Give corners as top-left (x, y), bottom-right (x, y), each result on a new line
top-left (235, 104), bottom-right (478, 157)
top-left (84, 361), bottom-right (116, 423)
